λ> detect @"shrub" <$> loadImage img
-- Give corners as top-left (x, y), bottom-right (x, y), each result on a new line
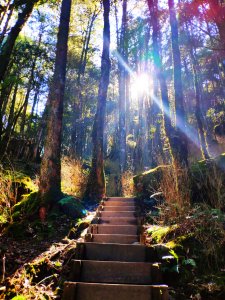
top-left (121, 170), bottom-right (134, 197)
top-left (61, 156), bottom-right (89, 198)
top-left (0, 167), bottom-right (37, 226)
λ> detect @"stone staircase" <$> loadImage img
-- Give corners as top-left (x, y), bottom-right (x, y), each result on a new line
top-left (63, 197), bottom-right (169, 299)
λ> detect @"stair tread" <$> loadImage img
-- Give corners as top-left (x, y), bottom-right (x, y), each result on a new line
top-left (63, 282), bottom-right (168, 300)
top-left (91, 234), bottom-right (139, 244)
top-left (64, 195), bottom-right (168, 300)
top-left (92, 233), bottom-right (138, 237)
top-left (70, 259), bottom-right (162, 284)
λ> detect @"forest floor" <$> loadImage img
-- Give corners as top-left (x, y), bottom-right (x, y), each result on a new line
top-left (0, 212), bottom-right (95, 300)
top-left (0, 159), bottom-right (225, 299)
top-left (0, 204), bottom-right (225, 300)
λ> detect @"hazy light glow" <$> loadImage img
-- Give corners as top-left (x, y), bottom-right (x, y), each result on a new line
top-left (130, 73), bottom-right (153, 101)
top-left (113, 47), bottom-right (219, 161)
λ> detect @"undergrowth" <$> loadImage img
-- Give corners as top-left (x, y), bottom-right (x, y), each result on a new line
top-left (143, 162), bottom-right (225, 298)
top-left (0, 166), bottom-right (38, 227)
top-left (61, 157), bottom-right (89, 198)
top-left (121, 170), bottom-right (134, 197)
top-left (154, 163), bottom-right (225, 270)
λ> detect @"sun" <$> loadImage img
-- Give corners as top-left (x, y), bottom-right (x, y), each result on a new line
top-left (130, 73), bottom-right (152, 102)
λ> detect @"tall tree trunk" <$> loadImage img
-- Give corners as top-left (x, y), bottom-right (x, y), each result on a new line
top-left (0, 4), bottom-right (13, 46)
top-left (168, 0), bottom-right (189, 166)
top-left (0, 82), bottom-right (18, 157)
top-left (0, 0), bottom-right (11, 26)
top-left (118, 0), bottom-right (128, 174)
top-left (147, 0), bottom-right (173, 162)
top-left (71, 8), bottom-right (98, 158)
top-left (85, 0), bottom-right (111, 201)
top-left (27, 85), bottom-right (40, 134)
top-left (0, 81), bottom-right (13, 137)
top-left (21, 32), bottom-right (42, 135)
top-left (190, 48), bottom-right (210, 159)
top-left (20, 57), bottom-right (37, 135)
top-left (38, 0), bottom-right (71, 215)
top-left (0, 0), bottom-right (38, 83)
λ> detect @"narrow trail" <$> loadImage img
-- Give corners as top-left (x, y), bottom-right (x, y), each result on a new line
top-left (63, 197), bottom-right (169, 300)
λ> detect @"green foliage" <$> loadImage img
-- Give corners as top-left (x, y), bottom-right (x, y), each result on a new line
top-left (147, 225), bottom-right (178, 243)
top-left (12, 192), bottom-right (39, 220)
top-left (11, 296), bottom-right (27, 300)
top-left (133, 165), bottom-right (170, 195)
top-left (0, 167), bottom-right (38, 226)
top-left (191, 153), bottom-right (225, 208)
top-left (206, 100), bottom-right (225, 126)
top-left (58, 196), bottom-right (86, 218)
top-left (182, 258), bottom-right (196, 268)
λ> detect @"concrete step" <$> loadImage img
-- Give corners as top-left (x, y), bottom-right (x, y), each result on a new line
top-left (70, 260), bottom-right (163, 284)
top-left (89, 224), bottom-right (138, 235)
top-left (104, 198), bottom-right (135, 207)
top-left (90, 234), bottom-right (139, 244)
top-left (63, 282), bottom-right (169, 300)
top-left (107, 197), bottom-right (134, 201)
top-left (104, 200), bottom-right (135, 207)
top-left (103, 205), bottom-right (135, 211)
top-left (100, 216), bottom-right (137, 225)
top-left (75, 242), bottom-right (157, 262)
top-left (100, 211), bottom-right (135, 218)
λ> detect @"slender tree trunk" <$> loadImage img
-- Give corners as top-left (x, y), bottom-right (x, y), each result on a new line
top-left (168, 0), bottom-right (188, 166)
top-left (0, 0), bottom-right (38, 83)
top-left (150, 65), bottom-right (164, 166)
top-left (0, 0), bottom-right (11, 26)
top-left (190, 48), bottom-right (210, 159)
top-left (0, 83), bottom-right (18, 157)
top-left (20, 59), bottom-right (37, 135)
top-left (38, 0), bottom-right (71, 215)
top-left (0, 81), bottom-right (14, 138)
top-left (0, 4), bottom-right (13, 46)
top-left (147, 0), bottom-right (173, 162)
top-left (85, 0), bottom-right (111, 201)
top-left (21, 32), bottom-right (42, 135)
top-left (27, 85), bottom-right (40, 134)
top-left (118, 0), bottom-right (128, 174)
top-left (82, 8), bottom-right (99, 75)
top-left (71, 9), bottom-right (98, 158)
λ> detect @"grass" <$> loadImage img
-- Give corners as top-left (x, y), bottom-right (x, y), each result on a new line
top-left (61, 156), bottom-right (89, 198)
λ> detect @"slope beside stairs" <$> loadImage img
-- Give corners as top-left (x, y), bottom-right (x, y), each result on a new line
top-left (63, 197), bottom-right (169, 300)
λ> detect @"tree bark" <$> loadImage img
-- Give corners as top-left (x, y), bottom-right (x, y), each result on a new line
top-left (118, 0), bottom-right (128, 174)
top-left (0, 4), bottom-right (13, 46)
top-left (85, 0), bottom-right (111, 201)
top-left (0, 82), bottom-right (18, 157)
top-left (147, 0), bottom-right (173, 161)
top-left (190, 47), bottom-right (210, 159)
top-left (168, 0), bottom-right (189, 166)
top-left (71, 7), bottom-right (99, 159)
top-left (0, 0), bottom-right (38, 83)
top-left (38, 0), bottom-right (71, 213)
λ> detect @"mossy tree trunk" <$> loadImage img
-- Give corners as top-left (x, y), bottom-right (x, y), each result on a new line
top-left (38, 0), bottom-right (71, 217)
top-left (85, 0), bottom-right (111, 201)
